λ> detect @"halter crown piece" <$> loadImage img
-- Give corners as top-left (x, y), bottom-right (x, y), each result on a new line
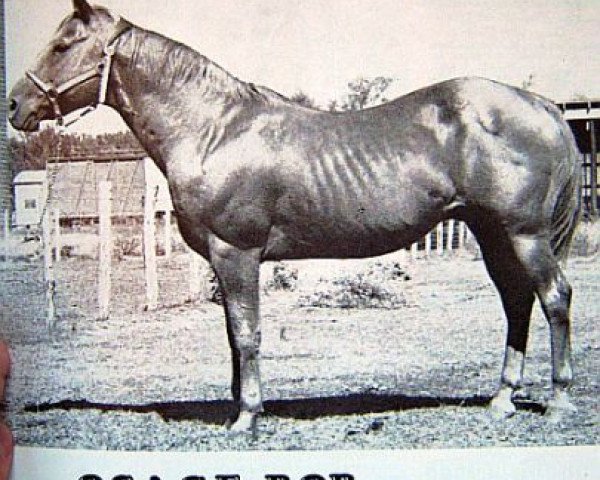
top-left (25, 17), bottom-right (132, 127)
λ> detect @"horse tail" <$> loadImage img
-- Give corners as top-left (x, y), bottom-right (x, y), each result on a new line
top-left (549, 118), bottom-right (582, 263)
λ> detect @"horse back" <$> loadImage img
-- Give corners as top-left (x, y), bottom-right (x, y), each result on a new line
top-left (175, 77), bottom-right (575, 259)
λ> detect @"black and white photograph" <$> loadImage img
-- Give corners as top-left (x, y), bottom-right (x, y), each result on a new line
top-left (1, 1), bottom-right (598, 478)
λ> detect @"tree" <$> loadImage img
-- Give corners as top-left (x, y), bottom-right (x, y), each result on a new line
top-left (571, 93), bottom-right (590, 101)
top-left (289, 91), bottom-right (317, 109)
top-left (521, 73), bottom-right (535, 91)
top-left (329, 76), bottom-right (395, 112)
top-left (8, 127), bottom-right (66, 175)
top-left (8, 128), bottom-right (144, 178)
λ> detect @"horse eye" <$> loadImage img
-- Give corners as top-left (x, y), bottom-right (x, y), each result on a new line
top-left (52, 34), bottom-right (87, 54)
top-left (52, 42), bottom-right (70, 53)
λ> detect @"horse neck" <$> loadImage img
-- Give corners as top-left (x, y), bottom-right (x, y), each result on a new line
top-left (106, 25), bottom-right (262, 168)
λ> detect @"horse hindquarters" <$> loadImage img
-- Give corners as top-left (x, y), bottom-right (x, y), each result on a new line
top-left (457, 82), bottom-right (581, 419)
top-left (471, 153), bottom-right (579, 419)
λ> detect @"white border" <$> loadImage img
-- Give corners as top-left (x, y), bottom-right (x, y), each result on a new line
top-left (11, 445), bottom-right (600, 480)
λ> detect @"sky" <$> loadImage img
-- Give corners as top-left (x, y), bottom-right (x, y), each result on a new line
top-left (5, 0), bottom-right (600, 134)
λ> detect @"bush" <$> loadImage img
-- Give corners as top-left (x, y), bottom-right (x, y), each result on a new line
top-left (113, 236), bottom-right (141, 260)
top-left (298, 263), bottom-right (409, 309)
top-left (264, 263), bottom-right (298, 292)
top-left (364, 261), bottom-right (411, 281)
top-left (206, 269), bottom-right (223, 305)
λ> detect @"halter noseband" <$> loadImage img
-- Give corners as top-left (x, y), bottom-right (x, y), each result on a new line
top-left (26, 18), bottom-right (131, 127)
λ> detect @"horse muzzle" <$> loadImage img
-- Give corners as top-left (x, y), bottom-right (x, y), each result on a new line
top-left (8, 85), bottom-right (50, 132)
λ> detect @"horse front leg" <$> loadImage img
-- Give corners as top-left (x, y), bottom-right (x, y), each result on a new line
top-left (209, 236), bottom-right (263, 433)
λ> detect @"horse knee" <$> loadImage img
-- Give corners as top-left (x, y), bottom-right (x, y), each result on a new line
top-left (237, 336), bottom-right (261, 355)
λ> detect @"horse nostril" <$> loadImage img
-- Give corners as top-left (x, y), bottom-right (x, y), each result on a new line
top-left (9, 98), bottom-right (18, 112)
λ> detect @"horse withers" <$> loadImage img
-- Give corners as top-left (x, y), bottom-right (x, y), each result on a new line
top-left (9, 0), bottom-right (581, 433)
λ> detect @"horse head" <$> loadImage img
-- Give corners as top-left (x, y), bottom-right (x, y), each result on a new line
top-left (8, 0), bottom-right (125, 131)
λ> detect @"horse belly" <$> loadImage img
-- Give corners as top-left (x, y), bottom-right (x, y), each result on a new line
top-left (265, 174), bottom-right (445, 260)
top-left (263, 223), bottom-right (427, 260)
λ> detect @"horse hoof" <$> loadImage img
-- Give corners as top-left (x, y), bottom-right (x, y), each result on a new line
top-left (489, 391), bottom-right (516, 420)
top-left (545, 399), bottom-right (577, 424)
top-left (227, 412), bottom-right (258, 435)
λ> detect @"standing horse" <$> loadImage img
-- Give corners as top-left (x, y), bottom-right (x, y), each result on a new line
top-left (9, 0), bottom-right (581, 432)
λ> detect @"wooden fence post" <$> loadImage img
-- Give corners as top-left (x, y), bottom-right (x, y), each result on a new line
top-left (2, 209), bottom-right (9, 262)
top-left (436, 223), bottom-right (444, 255)
top-left (98, 181), bottom-right (112, 320)
top-left (53, 207), bottom-right (61, 262)
top-left (164, 209), bottom-right (172, 259)
top-left (458, 221), bottom-right (466, 250)
top-left (424, 231), bottom-right (432, 257)
top-left (446, 219), bottom-right (455, 252)
top-left (590, 120), bottom-right (598, 218)
top-left (188, 249), bottom-right (203, 301)
top-left (143, 185), bottom-right (159, 310)
top-left (42, 208), bottom-right (56, 328)
top-left (410, 242), bottom-right (418, 260)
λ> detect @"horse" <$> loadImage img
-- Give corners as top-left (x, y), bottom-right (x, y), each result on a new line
top-left (9, 0), bottom-right (581, 433)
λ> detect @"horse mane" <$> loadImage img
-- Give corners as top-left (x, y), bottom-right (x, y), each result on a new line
top-left (121, 25), bottom-right (288, 106)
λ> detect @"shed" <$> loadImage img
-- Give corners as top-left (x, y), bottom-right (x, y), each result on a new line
top-left (43, 150), bottom-right (172, 225)
top-left (13, 170), bottom-right (48, 227)
top-left (559, 100), bottom-right (600, 217)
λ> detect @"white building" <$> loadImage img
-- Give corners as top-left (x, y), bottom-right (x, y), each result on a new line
top-left (12, 153), bottom-right (173, 228)
top-left (13, 170), bottom-right (47, 227)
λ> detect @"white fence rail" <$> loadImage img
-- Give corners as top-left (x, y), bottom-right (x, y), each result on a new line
top-left (409, 220), bottom-right (470, 259)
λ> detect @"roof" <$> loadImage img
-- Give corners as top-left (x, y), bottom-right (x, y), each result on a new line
top-left (557, 99), bottom-right (600, 111)
top-left (46, 157), bottom-right (146, 217)
top-left (47, 149), bottom-right (147, 163)
top-left (557, 99), bottom-right (600, 121)
top-left (13, 170), bottom-right (47, 185)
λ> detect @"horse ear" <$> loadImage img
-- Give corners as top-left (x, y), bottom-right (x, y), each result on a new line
top-left (73, 0), bottom-right (93, 23)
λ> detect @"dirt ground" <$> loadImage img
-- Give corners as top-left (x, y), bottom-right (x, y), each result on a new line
top-left (0, 246), bottom-right (598, 451)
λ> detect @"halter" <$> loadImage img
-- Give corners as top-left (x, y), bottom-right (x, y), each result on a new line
top-left (25, 18), bottom-right (132, 127)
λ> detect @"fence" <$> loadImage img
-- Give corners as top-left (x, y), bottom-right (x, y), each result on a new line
top-left (25, 181), bottom-right (471, 322)
top-left (409, 219), bottom-right (470, 259)
top-left (1, 209), bottom-right (8, 262)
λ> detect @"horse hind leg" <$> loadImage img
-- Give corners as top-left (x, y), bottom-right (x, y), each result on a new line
top-left (492, 286), bottom-right (535, 419)
top-left (479, 230), bottom-right (576, 420)
top-left (510, 236), bottom-right (577, 421)
top-left (477, 231), bottom-right (536, 419)
top-left (528, 252), bottom-right (577, 421)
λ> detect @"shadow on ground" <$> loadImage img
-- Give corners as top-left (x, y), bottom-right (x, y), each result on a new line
top-left (24, 393), bottom-right (546, 425)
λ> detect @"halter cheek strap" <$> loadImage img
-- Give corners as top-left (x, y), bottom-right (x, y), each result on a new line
top-left (25, 18), bottom-right (132, 127)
